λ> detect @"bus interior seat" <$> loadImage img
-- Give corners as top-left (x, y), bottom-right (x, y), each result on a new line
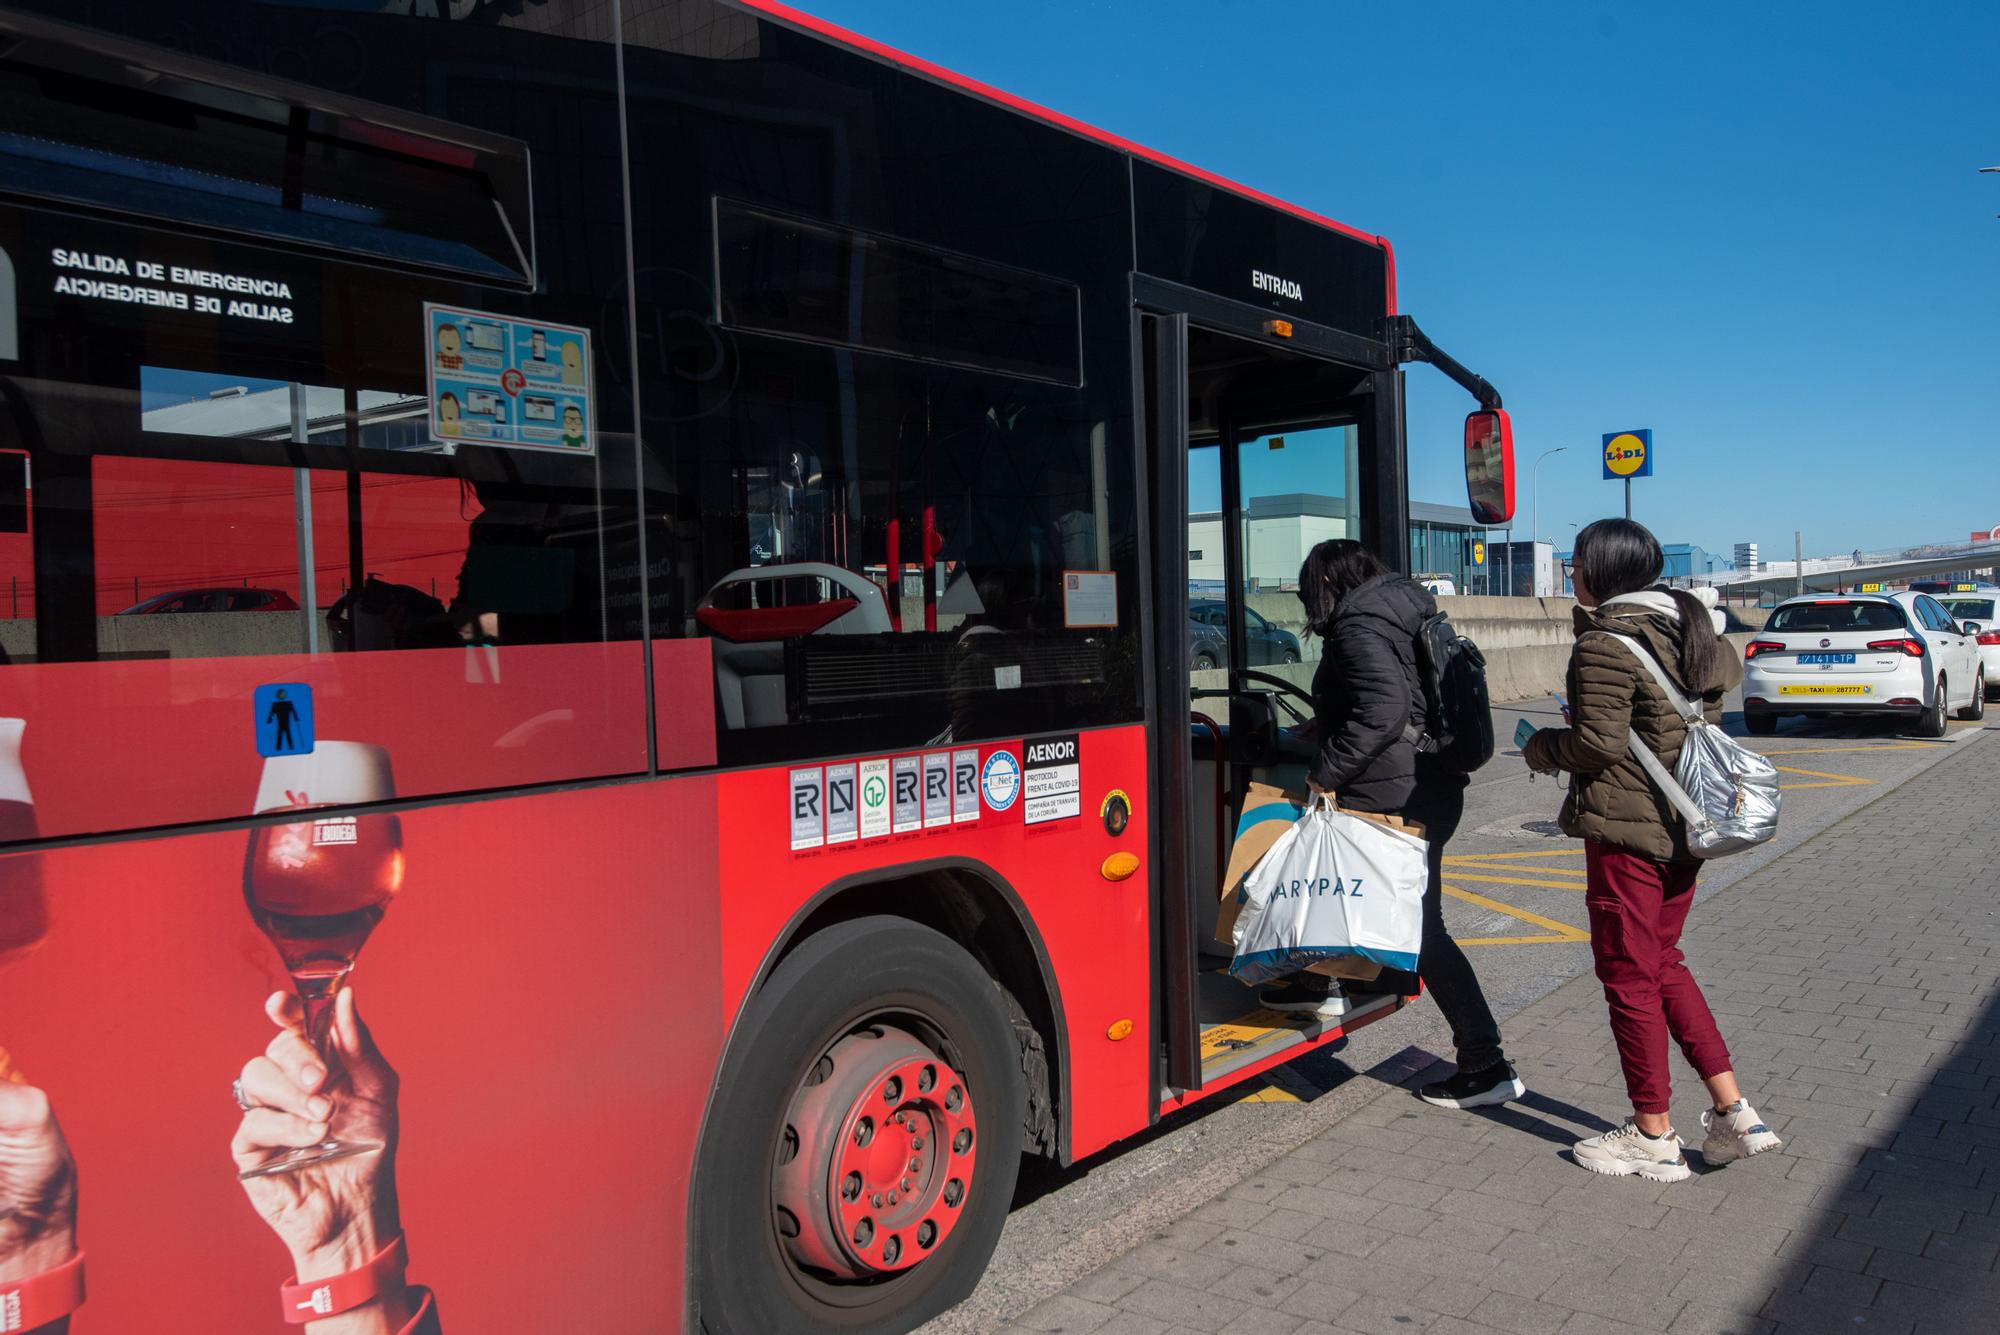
top-left (696, 563), bottom-right (894, 729)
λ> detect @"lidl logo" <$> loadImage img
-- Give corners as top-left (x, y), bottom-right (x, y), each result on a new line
top-left (1602, 429), bottom-right (1652, 480)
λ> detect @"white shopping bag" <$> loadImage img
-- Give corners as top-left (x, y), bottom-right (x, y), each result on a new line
top-left (1228, 797), bottom-right (1429, 986)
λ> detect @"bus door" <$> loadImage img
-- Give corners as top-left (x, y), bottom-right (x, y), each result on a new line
top-left (1143, 310), bottom-right (1388, 1097)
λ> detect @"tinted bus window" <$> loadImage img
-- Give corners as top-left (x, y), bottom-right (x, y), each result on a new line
top-left (624, 5), bottom-right (1144, 764)
top-left (0, 10), bottom-right (660, 840)
top-left (717, 201), bottom-right (1083, 385)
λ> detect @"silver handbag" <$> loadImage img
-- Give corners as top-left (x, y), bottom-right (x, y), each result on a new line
top-left (1602, 634), bottom-right (1781, 859)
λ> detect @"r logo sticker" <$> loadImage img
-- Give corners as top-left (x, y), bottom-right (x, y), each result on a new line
top-left (789, 767), bottom-right (823, 850)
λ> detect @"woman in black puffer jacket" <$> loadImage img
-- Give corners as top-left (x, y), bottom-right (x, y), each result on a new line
top-left (1261, 540), bottom-right (1523, 1110)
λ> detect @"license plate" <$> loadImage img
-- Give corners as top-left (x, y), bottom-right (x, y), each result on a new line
top-left (1796, 652), bottom-right (1856, 665)
top-left (1779, 684), bottom-right (1872, 696)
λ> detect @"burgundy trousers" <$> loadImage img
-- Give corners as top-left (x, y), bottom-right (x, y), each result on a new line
top-left (1584, 842), bottom-right (1734, 1115)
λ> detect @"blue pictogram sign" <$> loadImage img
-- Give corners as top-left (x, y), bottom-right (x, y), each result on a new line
top-left (254, 683), bottom-right (314, 757)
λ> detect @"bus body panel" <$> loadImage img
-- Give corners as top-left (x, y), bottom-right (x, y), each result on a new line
top-left (0, 779), bottom-right (721, 1331)
top-left (712, 723), bottom-right (1153, 1161)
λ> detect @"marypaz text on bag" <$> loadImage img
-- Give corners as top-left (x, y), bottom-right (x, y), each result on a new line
top-left (1228, 795), bottom-right (1429, 985)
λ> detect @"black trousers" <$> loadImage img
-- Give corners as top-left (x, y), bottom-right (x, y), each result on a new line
top-left (1327, 778), bottom-right (1506, 1072)
top-left (1396, 778), bottom-right (1507, 1072)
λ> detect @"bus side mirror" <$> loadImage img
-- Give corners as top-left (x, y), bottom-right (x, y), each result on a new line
top-left (1464, 409), bottom-right (1515, 525)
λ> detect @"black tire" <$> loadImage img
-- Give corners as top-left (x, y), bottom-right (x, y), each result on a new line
top-left (1744, 711), bottom-right (1778, 736)
top-left (1192, 652), bottom-right (1217, 672)
top-left (1961, 671), bottom-right (1986, 721)
top-left (694, 917), bottom-right (1025, 1335)
top-left (1916, 677), bottom-right (1949, 737)
top-left (1281, 650), bottom-right (1300, 664)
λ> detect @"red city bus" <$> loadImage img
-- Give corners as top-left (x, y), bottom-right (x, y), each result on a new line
top-left (0, 3), bottom-right (1514, 1332)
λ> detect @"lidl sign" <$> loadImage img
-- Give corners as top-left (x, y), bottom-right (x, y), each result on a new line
top-left (1472, 541), bottom-right (1486, 566)
top-left (1602, 430), bottom-right (1652, 480)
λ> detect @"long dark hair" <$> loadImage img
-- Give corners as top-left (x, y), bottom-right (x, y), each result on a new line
top-left (1297, 539), bottom-right (1389, 637)
top-left (1572, 517), bottom-right (1717, 688)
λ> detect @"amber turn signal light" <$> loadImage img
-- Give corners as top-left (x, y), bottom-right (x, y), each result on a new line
top-left (1099, 852), bottom-right (1139, 881)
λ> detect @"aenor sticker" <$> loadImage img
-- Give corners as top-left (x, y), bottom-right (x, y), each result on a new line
top-left (892, 756), bottom-right (922, 833)
top-left (1023, 733), bottom-right (1082, 825)
top-left (952, 749), bottom-right (980, 823)
top-left (824, 762), bottom-right (858, 844)
top-left (859, 758), bottom-right (891, 840)
top-left (789, 767), bottom-right (824, 850)
top-left (922, 752), bottom-right (952, 828)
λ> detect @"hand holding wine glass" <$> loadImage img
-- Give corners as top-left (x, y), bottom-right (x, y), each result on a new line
top-left (242, 743), bottom-right (404, 1178)
top-left (233, 987), bottom-right (420, 1333)
top-left (0, 1079), bottom-right (77, 1286)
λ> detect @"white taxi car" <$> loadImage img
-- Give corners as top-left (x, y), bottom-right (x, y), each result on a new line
top-left (1935, 584), bottom-right (2000, 702)
top-left (1742, 591), bottom-right (1985, 736)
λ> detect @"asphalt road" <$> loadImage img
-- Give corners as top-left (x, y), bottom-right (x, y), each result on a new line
top-left (919, 693), bottom-right (1995, 1333)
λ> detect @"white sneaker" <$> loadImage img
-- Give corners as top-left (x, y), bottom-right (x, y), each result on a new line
top-left (1701, 1100), bottom-right (1783, 1165)
top-left (1572, 1120), bottom-right (1693, 1182)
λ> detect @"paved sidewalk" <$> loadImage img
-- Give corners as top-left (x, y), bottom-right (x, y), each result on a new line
top-left (1002, 732), bottom-right (2000, 1335)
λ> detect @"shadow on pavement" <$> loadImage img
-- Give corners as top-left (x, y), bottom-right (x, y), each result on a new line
top-left (1753, 981), bottom-right (2000, 1330)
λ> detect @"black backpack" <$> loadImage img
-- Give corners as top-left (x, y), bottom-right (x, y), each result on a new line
top-left (1405, 610), bottom-right (1494, 775)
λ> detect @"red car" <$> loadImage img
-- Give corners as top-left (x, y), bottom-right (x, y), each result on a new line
top-left (116, 588), bottom-right (301, 614)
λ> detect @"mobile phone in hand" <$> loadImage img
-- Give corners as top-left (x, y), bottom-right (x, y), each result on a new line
top-left (1553, 691), bottom-right (1569, 719)
top-left (1514, 717), bottom-right (1537, 748)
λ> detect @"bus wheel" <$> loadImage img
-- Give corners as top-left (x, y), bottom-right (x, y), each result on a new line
top-left (696, 916), bottom-right (1026, 1334)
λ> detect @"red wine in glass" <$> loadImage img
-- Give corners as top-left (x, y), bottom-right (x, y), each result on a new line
top-left (1, 720), bottom-right (46, 1084)
top-left (240, 742), bottom-right (403, 1180)
top-left (0, 801), bottom-right (47, 971)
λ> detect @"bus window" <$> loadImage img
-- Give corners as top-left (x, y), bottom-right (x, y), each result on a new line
top-left (0, 192), bottom-right (649, 837)
top-left (656, 343), bottom-right (1142, 764)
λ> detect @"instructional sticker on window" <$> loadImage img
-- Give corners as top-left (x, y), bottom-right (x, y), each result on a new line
top-left (1062, 570), bottom-right (1117, 628)
top-left (1023, 733), bottom-right (1082, 825)
top-left (425, 302), bottom-right (593, 456)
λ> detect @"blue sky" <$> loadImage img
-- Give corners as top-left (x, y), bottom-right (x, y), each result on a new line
top-left (805, 0), bottom-right (2000, 561)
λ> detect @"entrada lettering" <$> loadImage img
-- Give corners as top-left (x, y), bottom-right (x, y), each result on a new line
top-left (1252, 269), bottom-right (1305, 302)
top-left (1274, 876), bottom-right (1364, 899)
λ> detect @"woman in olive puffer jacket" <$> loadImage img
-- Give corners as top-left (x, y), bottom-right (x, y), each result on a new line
top-left (1522, 519), bottom-right (1783, 1183)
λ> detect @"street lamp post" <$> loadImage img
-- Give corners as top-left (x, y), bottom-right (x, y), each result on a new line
top-left (1532, 447), bottom-right (1568, 598)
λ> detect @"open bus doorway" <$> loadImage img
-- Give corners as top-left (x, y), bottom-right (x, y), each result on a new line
top-left (1146, 315), bottom-right (1408, 1100)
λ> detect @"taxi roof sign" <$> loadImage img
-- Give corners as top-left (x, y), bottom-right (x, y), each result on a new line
top-left (1602, 430), bottom-right (1652, 480)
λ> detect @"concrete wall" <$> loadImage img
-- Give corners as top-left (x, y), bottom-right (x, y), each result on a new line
top-left (1, 611), bottom-right (307, 661)
top-left (1198, 594), bottom-right (1756, 704)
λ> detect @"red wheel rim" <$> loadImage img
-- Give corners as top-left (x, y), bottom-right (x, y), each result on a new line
top-left (772, 1024), bottom-right (978, 1279)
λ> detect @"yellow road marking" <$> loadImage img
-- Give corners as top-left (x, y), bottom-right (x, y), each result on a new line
top-left (1751, 742), bottom-right (1927, 756)
top-left (1441, 870), bottom-right (1589, 891)
top-left (1773, 764), bottom-right (1874, 790)
top-left (1458, 933), bottom-right (1583, 946)
top-left (1443, 848), bottom-right (1588, 862)
top-left (1241, 1083), bottom-right (1302, 1103)
top-left (1441, 882), bottom-right (1590, 945)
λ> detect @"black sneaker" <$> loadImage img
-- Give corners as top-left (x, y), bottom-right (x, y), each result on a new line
top-left (1259, 981), bottom-right (1350, 1018)
top-left (1418, 1061), bottom-right (1526, 1109)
